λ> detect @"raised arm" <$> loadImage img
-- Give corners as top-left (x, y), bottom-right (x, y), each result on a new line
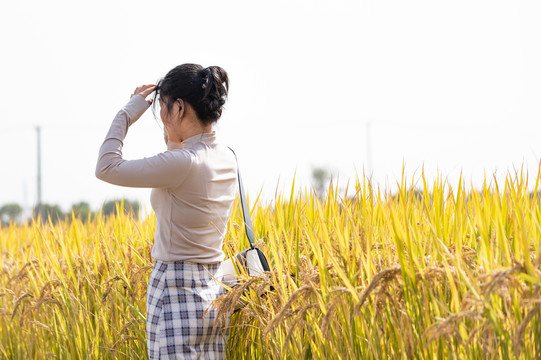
top-left (95, 89), bottom-right (192, 188)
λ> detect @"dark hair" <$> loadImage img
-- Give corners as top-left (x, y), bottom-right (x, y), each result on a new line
top-left (154, 64), bottom-right (229, 125)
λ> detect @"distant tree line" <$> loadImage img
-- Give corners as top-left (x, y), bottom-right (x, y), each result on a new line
top-left (0, 199), bottom-right (140, 226)
top-left (0, 203), bottom-right (23, 225)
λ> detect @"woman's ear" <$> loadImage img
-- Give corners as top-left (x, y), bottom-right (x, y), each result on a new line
top-left (177, 99), bottom-right (185, 119)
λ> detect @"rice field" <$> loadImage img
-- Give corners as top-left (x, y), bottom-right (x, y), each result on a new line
top-left (1, 170), bottom-right (541, 359)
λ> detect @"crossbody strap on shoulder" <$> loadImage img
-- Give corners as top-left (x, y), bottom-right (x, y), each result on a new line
top-left (228, 147), bottom-right (256, 249)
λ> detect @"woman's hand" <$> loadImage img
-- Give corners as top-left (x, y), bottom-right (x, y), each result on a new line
top-left (131, 84), bottom-right (156, 105)
top-left (126, 84), bottom-right (156, 126)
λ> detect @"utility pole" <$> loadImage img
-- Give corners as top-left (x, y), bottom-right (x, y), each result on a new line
top-left (36, 126), bottom-right (42, 206)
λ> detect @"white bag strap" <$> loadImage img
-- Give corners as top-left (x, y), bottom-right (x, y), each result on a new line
top-left (228, 148), bottom-right (256, 249)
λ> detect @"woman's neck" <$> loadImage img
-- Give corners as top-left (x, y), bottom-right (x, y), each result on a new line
top-left (165, 119), bottom-right (213, 143)
top-left (181, 123), bottom-right (213, 141)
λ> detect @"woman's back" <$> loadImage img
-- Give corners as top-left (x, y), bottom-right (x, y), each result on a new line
top-left (151, 132), bottom-right (237, 263)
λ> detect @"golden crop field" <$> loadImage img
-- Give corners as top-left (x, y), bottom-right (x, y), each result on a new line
top-left (1, 171), bottom-right (541, 359)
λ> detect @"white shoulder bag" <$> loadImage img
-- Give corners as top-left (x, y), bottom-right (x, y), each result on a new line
top-left (222, 148), bottom-right (271, 288)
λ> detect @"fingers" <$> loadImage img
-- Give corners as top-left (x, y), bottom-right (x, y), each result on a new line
top-left (131, 84), bottom-right (156, 103)
top-left (140, 85), bottom-right (156, 99)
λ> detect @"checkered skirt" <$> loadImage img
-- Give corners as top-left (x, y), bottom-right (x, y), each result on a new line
top-left (146, 260), bottom-right (228, 359)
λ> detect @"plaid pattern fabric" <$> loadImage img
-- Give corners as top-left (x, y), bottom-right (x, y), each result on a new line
top-left (146, 260), bottom-right (228, 359)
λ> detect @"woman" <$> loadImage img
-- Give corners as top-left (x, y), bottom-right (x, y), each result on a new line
top-left (96, 64), bottom-right (237, 359)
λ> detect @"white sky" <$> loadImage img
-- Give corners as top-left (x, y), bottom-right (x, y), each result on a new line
top-left (1, 0), bottom-right (540, 215)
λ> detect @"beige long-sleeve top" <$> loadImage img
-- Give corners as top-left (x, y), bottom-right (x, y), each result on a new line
top-left (96, 95), bottom-right (237, 263)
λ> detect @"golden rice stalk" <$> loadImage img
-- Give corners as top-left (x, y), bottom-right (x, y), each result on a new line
top-left (353, 266), bottom-right (401, 315)
top-left (513, 304), bottom-right (541, 356)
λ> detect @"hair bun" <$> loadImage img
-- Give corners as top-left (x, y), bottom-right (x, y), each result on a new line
top-left (198, 66), bottom-right (229, 123)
